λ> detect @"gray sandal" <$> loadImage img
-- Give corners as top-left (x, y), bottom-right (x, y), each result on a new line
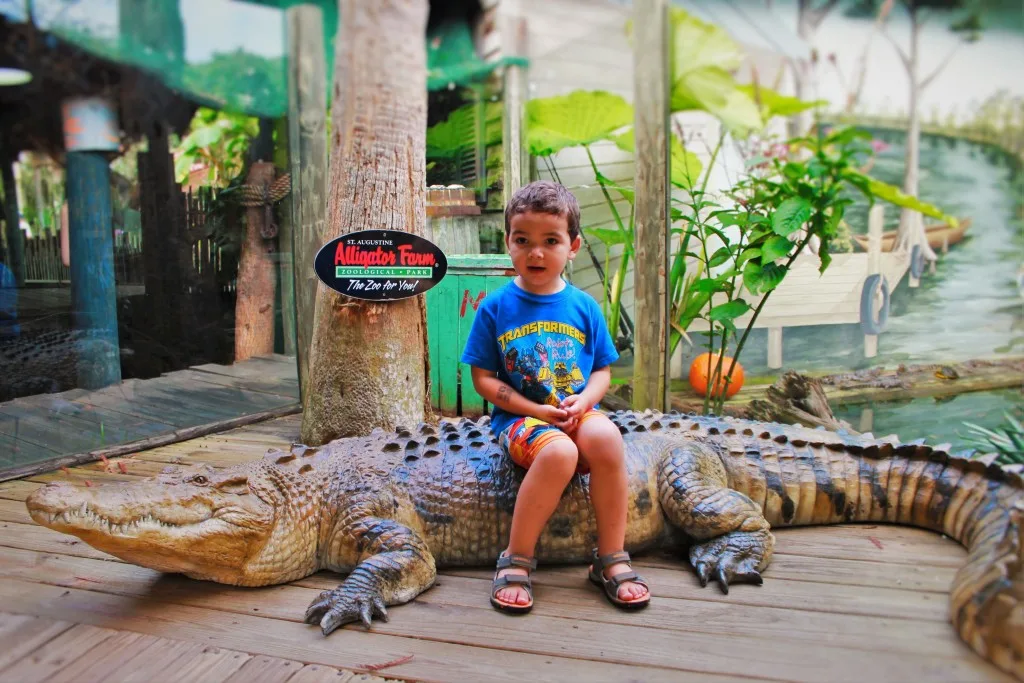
top-left (490, 551), bottom-right (537, 614)
top-left (588, 549), bottom-right (651, 610)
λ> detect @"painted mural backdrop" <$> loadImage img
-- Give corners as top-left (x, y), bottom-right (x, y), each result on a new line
top-left (716, 0), bottom-right (1023, 451)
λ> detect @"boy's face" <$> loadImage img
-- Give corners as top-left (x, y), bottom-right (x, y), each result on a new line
top-left (506, 211), bottom-right (581, 295)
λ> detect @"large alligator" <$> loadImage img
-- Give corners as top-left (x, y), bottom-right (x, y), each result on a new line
top-left (25, 410), bottom-right (1024, 679)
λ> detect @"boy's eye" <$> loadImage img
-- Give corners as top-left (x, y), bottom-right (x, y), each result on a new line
top-left (546, 238), bottom-right (559, 245)
top-left (514, 237), bottom-right (528, 244)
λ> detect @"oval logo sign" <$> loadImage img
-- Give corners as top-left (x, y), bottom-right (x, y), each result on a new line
top-left (314, 229), bottom-right (448, 301)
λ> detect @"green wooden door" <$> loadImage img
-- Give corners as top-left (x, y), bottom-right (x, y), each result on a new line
top-left (426, 254), bottom-right (514, 416)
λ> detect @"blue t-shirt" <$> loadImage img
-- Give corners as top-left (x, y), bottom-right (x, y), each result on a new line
top-left (460, 279), bottom-right (619, 435)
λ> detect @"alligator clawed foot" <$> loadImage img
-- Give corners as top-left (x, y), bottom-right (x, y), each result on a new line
top-left (304, 587), bottom-right (389, 635)
top-left (689, 528), bottom-right (774, 595)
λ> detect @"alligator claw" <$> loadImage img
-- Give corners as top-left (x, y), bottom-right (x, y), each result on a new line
top-left (695, 560), bottom-right (711, 587)
top-left (688, 529), bottom-right (774, 593)
top-left (303, 587), bottom-right (389, 635)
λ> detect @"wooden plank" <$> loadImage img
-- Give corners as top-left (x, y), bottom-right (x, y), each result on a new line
top-left (222, 654), bottom-right (305, 683)
top-left (334, 573), bottom-right (965, 658)
top-left (103, 639), bottom-right (223, 683)
top-left (286, 664), bottom-right (392, 683)
top-left (0, 613), bottom-right (75, 671)
top-left (0, 544), bottom-right (995, 677)
top-left (0, 579), bottom-right (740, 683)
top-left (0, 479), bottom-right (42, 502)
top-left (125, 643), bottom-right (251, 683)
top-left (46, 630), bottom-right (164, 683)
top-left (0, 623), bottom-right (121, 682)
top-left (0, 497), bottom-right (34, 524)
top-left (159, 369), bottom-right (299, 400)
top-left (631, 0), bottom-right (670, 412)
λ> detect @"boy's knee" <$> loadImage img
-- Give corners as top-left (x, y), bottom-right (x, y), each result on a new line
top-left (534, 439), bottom-right (579, 472)
top-left (576, 417), bottom-right (625, 469)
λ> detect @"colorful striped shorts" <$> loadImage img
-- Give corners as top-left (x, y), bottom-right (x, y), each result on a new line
top-left (498, 410), bottom-right (603, 475)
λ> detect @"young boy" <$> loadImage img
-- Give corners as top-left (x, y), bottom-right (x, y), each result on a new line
top-left (460, 181), bottom-right (650, 614)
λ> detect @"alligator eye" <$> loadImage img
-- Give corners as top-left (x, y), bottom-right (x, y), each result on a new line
top-left (191, 475), bottom-right (209, 486)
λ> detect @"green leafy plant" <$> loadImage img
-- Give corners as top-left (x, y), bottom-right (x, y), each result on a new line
top-left (173, 107), bottom-right (259, 188)
top-left (677, 126), bottom-right (883, 414)
top-left (962, 412), bottom-right (1024, 466)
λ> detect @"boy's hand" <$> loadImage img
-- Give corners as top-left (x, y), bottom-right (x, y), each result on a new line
top-left (559, 394), bottom-right (590, 435)
top-left (559, 393), bottom-right (590, 419)
top-left (535, 404), bottom-right (573, 430)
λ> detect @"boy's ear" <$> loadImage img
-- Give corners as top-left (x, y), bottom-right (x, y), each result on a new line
top-left (569, 234), bottom-right (582, 258)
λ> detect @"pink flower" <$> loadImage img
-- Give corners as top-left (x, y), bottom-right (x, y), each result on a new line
top-left (870, 139), bottom-right (890, 153)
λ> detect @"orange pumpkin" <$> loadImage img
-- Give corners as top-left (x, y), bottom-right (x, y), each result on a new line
top-left (689, 352), bottom-right (745, 399)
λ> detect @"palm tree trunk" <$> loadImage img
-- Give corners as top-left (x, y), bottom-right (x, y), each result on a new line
top-left (300, 0), bottom-right (430, 445)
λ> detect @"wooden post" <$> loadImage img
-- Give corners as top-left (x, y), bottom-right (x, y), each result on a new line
top-left (0, 148), bottom-right (26, 287)
top-left (767, 327), bottom-right (783, 369)
top-left (286, 3), bottom-right (328, 402)
top-left (234, 161), bottom-right (277, 362)
top-left (864, 204), bottom-right (883, 358)
top-left (502, 16), bottom-right (528, 202)
top-left (631, 0), bottom-right (670, 412)
top-left (66, 151), bottom-right (121, 388)
top-left (273, 117), bottom-right (296, 357)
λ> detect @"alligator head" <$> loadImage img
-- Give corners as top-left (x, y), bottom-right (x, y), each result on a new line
top-left (26, 460), bottom-right (321, 586)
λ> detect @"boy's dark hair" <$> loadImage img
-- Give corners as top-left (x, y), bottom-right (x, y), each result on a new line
top-left (504, 180), bottom-right (580, 241)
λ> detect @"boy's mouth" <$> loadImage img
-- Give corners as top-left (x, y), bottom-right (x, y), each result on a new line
top-left (527, 265), bottom-right (545, 272)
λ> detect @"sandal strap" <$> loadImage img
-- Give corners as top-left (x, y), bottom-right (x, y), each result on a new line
top-left (496, 552), bottom-right (537, 571)
top-left (605, 570), bottom-right (647, 589)
top-left (591, 549), bottom-right (632, 571)
top-left (492, 574), bottom-right (532, 589)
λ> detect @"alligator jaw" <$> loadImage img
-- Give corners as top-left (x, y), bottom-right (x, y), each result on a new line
top-left (26, 479), bottom-right (271, 582)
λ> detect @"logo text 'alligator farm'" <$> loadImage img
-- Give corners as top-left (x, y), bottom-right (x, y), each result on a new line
top-left (314, 230), bottom-right (448, 301)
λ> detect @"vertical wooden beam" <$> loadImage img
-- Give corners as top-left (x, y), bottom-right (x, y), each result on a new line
top-left (0, 146), bottom-right (26, 287)
top-left (864, 204), bottom-right (883, 359)
top-left (273, 117), bottom-right (296, 357)
top-left (502, 16), bottom-right (528, 203)
top-left (66, 151), bottom-right (121, 389)
top-left (631, 0), bottom-right (670, 412)
top-left (286, 4), bottom-right (328, 402)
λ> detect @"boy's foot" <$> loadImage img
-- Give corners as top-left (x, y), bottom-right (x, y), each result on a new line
top-left (493, 565), bottom-right (533, 607)
top-left (490, 551), bottom-right (537, 613)
top-left (588, 549), bottom-right (651, 609)
top-left (596, 560), bottom-right (650, 602)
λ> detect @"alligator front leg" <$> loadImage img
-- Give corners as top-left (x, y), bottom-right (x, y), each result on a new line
top-left (305, 517), bottom-right (436, 635)
top-left (658, 443), bottom-right (775, 593)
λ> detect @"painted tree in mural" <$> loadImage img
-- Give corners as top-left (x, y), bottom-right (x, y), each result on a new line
top-left (300, 0), bottom-right (430, 445)
top-left (789, 0), bottom-right (893, 132)
top-left (855, 0), bottom-right (983, 258)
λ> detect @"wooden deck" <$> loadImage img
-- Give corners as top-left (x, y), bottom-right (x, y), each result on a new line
top-left (0, 354), bottom-right (299, 480)
top-left (0, 413), bottom-right (1013, 682)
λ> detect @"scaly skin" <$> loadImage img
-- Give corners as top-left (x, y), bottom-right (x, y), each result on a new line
top-left (25, 410), bottom-right (1024, 679)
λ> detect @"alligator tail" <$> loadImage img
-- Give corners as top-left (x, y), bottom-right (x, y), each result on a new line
top-left (770, 436), bottom-right (1023, 680)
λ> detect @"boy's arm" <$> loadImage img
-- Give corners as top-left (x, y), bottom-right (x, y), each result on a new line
top-left (470, 366), bottom-right (570, 427)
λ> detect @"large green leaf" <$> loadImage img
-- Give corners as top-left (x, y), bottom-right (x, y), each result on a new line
top-left (844, 169), bottom-right (958, 225)
top-left (709, 299), bottom-right (750, 322)
top-left (760, 235), bottom-right (794, 263)
top-left (667, 8), bottom-right (762, 133)
top-left (611, 129), bottom-right (702, 188)
top-left (527, 90), bottom-right (634, 157)
top-left (427, 101), bottom-right (502, 159)
top-left (737, 84), bottom-right (827, 121)
top-left (772, 198), bottom-right (812, 237)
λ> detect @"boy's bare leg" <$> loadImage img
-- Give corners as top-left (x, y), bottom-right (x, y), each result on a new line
top-left (495, 439), bottom-right (580, 607)
top-left (576, 415), bottom-right (649, 602)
